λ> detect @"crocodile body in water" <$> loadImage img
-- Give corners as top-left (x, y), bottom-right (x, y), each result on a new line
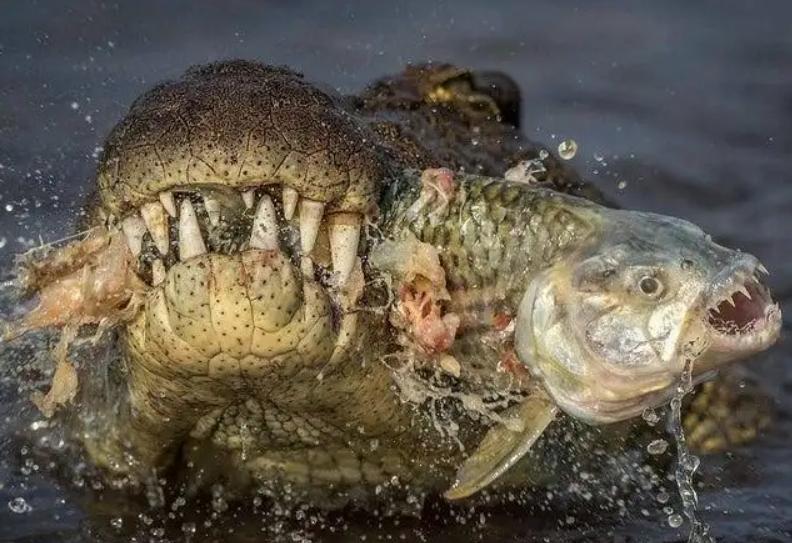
top-left (2, 60), bottom-right (781, 509)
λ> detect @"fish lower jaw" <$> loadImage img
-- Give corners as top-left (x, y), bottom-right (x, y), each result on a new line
top-left (705, 301), bottom-right (782, 357)
top-left (704, 259), bottom-right (781, 352)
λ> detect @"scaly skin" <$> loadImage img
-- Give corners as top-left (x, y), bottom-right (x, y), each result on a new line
top-left (90, 170), bottom-right (606, 506)
top-left (6, 60), bottom-right (776, 509)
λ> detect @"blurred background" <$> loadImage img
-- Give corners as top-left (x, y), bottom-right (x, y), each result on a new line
top-left (0, 1), bottom-right (790, 541)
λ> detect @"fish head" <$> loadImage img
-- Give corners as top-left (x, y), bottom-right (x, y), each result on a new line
top-left (515, 208), bottom-right (781, 424)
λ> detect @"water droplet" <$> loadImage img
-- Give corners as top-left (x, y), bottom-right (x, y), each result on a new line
top-left (642, 407), bottom-right (660, 426)
top-left (558, 139), bottom-right (578, 160)
top-left (538, 149), bottom-right (549, 160)
top-left (683, 454), bottom-right (701, 473)
top-left (8, 497), bottom-right (32, 514)
top-left (182, 522), bottom-right (197, 535)
top-left (110, 517), bottom-right (124, 529)
top-left (656, 490), bottom-right (671, 504)
top-left (647, 439), bottom-right (669, 455)
top-left (668, 513), bottom-right (684, 528)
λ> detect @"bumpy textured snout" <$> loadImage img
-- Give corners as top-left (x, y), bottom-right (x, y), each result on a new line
top-left (130, 250), bottom-right (337, 379)
top-left (128, 250), bottom-right (339, 384)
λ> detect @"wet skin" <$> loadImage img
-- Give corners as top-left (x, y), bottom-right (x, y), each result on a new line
top-left (3, 61), bottom-right (781, 508)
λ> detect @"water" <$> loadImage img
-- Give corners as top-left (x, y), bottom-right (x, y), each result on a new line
top-left (558, 139), bottom-right (579, 160)
top-left (1, 1), bottom-right (791, 542)
top-left (668, 360), bottom-right (712, 543)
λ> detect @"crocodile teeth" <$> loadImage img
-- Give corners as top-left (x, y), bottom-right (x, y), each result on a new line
top-left (242, 189), bottom-right (256, 210)
top-left (203, 195), bottom-right (222, 227)
top-left (178, 199), bottom-right (207, 260)
top-left (301, 255), bottom-right (314, 276)
top-left (121, 214), bottom-right (147, 258)
top-left (151, 258), bottom-right (166, 286)
top-left (249, 194), bottom-right (279, 250)
top-left (299, 199), bottom-right (325, 255)
top-left (159, 191), bottom-right (177, 217)
top-left (328, 214), bottom-right (361, 284)
top-left (282, 187), bottom-right (299, 220)
top-left (140, 201), bottom-right (169, 255)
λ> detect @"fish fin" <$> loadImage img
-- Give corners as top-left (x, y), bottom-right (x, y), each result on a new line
top-left (444, 388), bottom-right (557, 500)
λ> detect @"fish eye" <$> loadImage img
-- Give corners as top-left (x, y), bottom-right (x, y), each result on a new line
top-left (638, 275), bottom-right (663, 297)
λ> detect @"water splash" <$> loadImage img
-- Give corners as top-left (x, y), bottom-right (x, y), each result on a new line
top-left (557, 139), bottom-right (578, 160)
top-left (668, 359), bottom-right (714, 543)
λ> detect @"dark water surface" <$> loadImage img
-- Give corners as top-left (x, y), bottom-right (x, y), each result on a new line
top-left (1, 1), bottom-right (790, 541)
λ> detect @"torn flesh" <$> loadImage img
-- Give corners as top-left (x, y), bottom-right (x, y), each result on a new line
top-left (5, 227), bottom-right (144, 340)
top-left (3, 227), bottom-right (145, 416)
top-left (369, 233), bottom-right (461, 355)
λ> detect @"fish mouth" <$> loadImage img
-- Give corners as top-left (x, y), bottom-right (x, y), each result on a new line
top-left (703, 259), bottom-right (781, 358)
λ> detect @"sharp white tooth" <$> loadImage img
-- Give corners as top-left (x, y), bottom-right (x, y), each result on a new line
top-left (140, 201), bottom-right (170, 256)
top-left (151, 259), bottom-right (166, 286)
top-left (329, 214), bottom-right (361, 284)
top-left (159, 191), bottom-right (177, 217)
top-left (758, 263), bottom-right (769, 276)
top-left (301, 255), bottom-right (314, 276)
top-left (121, 214), bottom-right (147, 258)
top-left (249, 195), bottom-right (279, 250)
top-left (242, 189), bottom-right (256, 209)
top-left (282, 187), bottom-right (299, 220)
top-left (178, 199), bottom-right (207, 260)
top-left (726, 294), bottom-right (736, 307)
top-left (299, 199), bottom-right (324, 255)
top-left (203, 195), bottom-right (222, 227)
top-left (737, 284), bottom-right (751, 300)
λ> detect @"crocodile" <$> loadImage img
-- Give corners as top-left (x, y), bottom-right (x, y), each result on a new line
top-left (2, 60), bottom-right (781, 509)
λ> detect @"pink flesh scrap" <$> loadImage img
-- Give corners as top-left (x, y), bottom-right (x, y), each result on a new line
top-left (6, 228), bottom-right (143, 340)
top-left (4, 228), bottom-right (144, 416)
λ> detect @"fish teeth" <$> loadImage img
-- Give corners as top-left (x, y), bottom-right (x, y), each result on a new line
top-left (242, 189), bottom-right (256, 210)
top-left (328, 213), bottom-right (361, 284)
top-left (736, 284), bottom-right (751, 300)
top-left (140, 201), bottom-right (170, 255)
top-left (203, 195), bottom-right (222, 227)
top-left (299, 199), bottom-right (325, 255)
top-left (249, 194), bottom-right (279, 250)
top-left (725, 294), bottom-right (736, 307)
top-left (121, 214), bottom-right (147, 258)
top-left (757, 263), bottom-right (769, 276)
top-left (151, 258), bottom-right (166, 286)
top-left (159, 191), bottom-right (177, 217)
top-left (178, 199), bottom-right (207, 260)
top-left (282, 187), bottom-right (299, 220)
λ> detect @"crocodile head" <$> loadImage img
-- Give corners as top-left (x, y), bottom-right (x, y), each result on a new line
top-left (5, 60), bottom-right (562, 483)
